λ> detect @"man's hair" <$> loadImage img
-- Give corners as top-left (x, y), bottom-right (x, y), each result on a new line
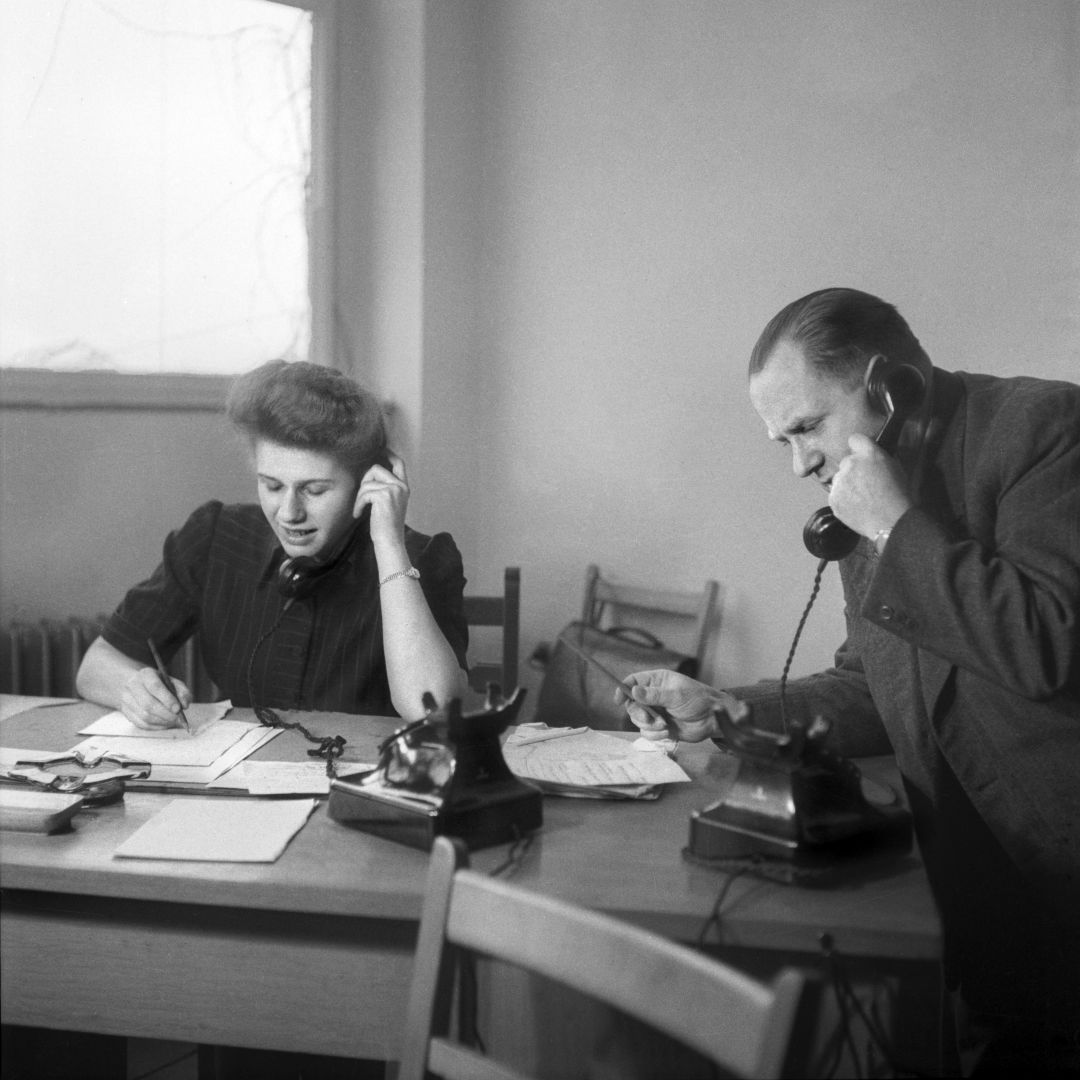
top-left (749, 288), bottom-right (930, 386)
top-left (226, 360), bottom-right (388, 476)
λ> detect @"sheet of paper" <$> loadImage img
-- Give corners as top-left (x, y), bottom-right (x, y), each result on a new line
top-left (512, 723), bottom-right (590, 745)
top-left (141, 727), bottom-right (281, 785)
top-left (71, 718), bottom-right (257, 768)
top-left (527, 779), bottom-right (661, 801)
top-left (503, 727), bottom-right (690, 788)
top-left (239, 761), bottom-right (332, 796)
top-left (79, 701), bottom-right (232, 738)
top-left (114, 797), bottom-right (317, 862)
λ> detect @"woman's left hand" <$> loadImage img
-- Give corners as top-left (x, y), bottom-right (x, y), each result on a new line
top-left (355, 451), bottom-right (409, 546)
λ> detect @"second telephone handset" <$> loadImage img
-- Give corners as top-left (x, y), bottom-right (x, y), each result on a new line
top-left (802, 356), bottom-right (927, 561)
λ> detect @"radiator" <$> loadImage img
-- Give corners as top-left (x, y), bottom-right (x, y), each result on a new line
top-left (1, 616), bottom-right (216, 701)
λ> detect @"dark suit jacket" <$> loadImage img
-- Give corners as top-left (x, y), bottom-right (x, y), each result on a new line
top-left (735, 368), bottom-right (1080, 1024)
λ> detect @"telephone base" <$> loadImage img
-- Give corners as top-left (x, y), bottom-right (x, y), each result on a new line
top-left (688, 798), bottom-right (912, 867)
top-left (328, 775), bottom-right (543, 852)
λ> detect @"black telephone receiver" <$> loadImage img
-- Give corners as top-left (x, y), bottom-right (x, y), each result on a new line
top-left (275, 509), bottom-right (367, 602)
top-left (274, 450), bottom-right (391, 601)
top-left (802, 356), bottom-right (927, 561)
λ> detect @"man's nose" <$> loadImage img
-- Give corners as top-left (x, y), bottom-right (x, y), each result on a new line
top-left (792, 443), bottom-right (823, 479)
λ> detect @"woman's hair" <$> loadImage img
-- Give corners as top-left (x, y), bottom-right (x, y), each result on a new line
top-left (226, 360), bottom-right (388, 476)
top-left (749, 287), bottom-right (930, 387)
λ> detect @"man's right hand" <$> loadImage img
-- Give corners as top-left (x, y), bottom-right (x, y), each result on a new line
top-left (616, 669), bottom-right (742, 742)
top-left (120, 668), bottom-right (192, 730)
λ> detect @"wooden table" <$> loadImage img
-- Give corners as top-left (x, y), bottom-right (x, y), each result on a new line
top-left (0, 698), bottom-right (941, 1065)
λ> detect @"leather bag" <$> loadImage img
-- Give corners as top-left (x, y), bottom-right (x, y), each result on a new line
top-left (532, 621), bottom-right (697, 731)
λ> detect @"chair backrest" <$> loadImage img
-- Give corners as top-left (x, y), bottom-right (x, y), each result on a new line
top-left (581, 563), bottom-right (719, 672)
top-left (399, 836), bottom-right (817, 1080)
top-left (463, 567), bottom-right (521, 695)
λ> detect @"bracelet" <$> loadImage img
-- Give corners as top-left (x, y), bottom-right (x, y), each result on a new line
top-left (379, 567), bottom-right (420, 587)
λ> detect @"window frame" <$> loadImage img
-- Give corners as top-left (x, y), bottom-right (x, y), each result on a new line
top-left (0, 0), bottom-right (337, 412)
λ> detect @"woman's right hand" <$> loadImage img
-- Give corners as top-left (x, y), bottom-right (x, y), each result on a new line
top-left (617, 669), bottom-right (741, 743)
top-left (120, 668), bottom-right (192, 730)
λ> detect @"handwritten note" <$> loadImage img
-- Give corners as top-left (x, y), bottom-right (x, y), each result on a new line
top-left (503, 727), bottom-right (690, 788)
top-left (79, 701), bottom-right (233, 739)
top-left (72, 717), bottom-right (257, 769)
top-left (241, 761), bottom-right (332, 796)
top-left (146, 726), bottom-right (280, 786)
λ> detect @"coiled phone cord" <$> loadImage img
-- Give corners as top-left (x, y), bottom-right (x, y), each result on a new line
top-left (244, 601), bottom-right (347, 774)
top-left (778, 557), bottom-right (828, 733)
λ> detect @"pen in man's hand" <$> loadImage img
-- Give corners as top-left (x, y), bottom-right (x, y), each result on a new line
top-left (146, 638), bottom-right (190, 732)
top-left (555, 634), bottom-right (675, 735)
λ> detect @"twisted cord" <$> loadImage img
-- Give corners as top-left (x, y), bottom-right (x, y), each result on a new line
top-left (488, 826), bottom-right (536, 879)
top-left (245, 602), bottom-right (347, 775)
top-left (779, 558), bottom-right (828, 732)
top-left (696, 863), bottom-right (750, 948)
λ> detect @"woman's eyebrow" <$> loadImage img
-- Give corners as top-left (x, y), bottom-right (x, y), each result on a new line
top-left (257, 473), bottom-right (335, 485)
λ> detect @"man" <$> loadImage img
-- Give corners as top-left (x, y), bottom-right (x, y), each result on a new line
top-left (621, 288), bottom-right (1080, 1076)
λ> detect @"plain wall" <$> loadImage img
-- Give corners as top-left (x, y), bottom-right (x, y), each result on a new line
top-left (0, 409), bottom-right (252, 621)
top-left (2, 0), bottom-right (1077, 704)
top-left (448, 0), bottom-right (1080, 693)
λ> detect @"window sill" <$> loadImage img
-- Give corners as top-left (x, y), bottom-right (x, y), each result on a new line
top-left (0, 370), bottom-right (230, 411)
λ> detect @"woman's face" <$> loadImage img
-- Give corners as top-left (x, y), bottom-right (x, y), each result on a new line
top-left (254, 440), bottom-right (360, 562)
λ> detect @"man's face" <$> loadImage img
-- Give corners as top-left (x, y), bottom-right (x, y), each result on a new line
top-left (748, 340), bottom-right (881, 491)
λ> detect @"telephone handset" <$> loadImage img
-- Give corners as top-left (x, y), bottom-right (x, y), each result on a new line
top-left (802, 356), bottom-right (927, 561)
top-left (275, 450), bottom-right (392, 602)
top-left (275, 510), bottom-right (367, 602)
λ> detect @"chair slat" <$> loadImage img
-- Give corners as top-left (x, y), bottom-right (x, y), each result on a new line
top-left (464, 567), bottom-right (520, 693)
top-left (398, 837), bottom-right (818, 1080)
top-left (428, 1039), bottom-right (531, 1080)
top-left (447, 871), bottom-right (778, 1076)
top-left (582, 563), bottom-right (719, 670)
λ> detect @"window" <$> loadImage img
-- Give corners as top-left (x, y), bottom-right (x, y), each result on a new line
top-left (0, 0), bottom-right (326, 407)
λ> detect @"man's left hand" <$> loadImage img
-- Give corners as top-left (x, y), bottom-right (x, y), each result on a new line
top-left (829, 433), bottom-right (911, 539)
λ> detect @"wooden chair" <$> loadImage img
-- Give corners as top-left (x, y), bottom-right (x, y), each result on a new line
top-left (582, 563), bottom-right (719, 675)
top-left (463, 567), bottom-right (521, 694)
top-left (399, 836), bottom-right (818, 1080)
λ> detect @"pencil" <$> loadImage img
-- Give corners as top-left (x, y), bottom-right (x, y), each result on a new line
top-left (557, 634), bottom-right (672, 731)
top-left (147, 638), bottom-right (190, 732)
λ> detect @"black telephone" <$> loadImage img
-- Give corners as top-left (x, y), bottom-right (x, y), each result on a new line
top-left (329, 688), bottom-right (543, 851)
top-left (686, 704), bottom-right (912, 877)
top-left (802, 355), bottom-right (927, 561)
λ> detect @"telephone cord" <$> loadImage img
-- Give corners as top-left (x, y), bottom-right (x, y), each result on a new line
top-left (778, 557), bottom-right (827, 732)
top-left (244, 601), bottom-right (347, 774)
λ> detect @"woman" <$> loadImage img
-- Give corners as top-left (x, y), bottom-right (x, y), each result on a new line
top-left (77, 360), bottom-right (469, 726)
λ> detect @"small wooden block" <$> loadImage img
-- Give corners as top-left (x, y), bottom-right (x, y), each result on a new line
top-left (0, 788), bottom-right (85, 833)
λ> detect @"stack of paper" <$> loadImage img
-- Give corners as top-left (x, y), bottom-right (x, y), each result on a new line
top-left (217, 760), bottom-right (333, 796)
top-left (73, 704), bottom-right (279, 786)
top-left (502, 725), bottom-right (690, 800)
top-left (0, 788), bottom-right (84, 833)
